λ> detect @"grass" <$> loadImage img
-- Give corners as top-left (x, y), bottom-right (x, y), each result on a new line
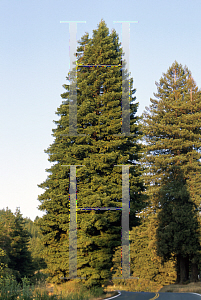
top-left (104, 277), bottom-right (163, 293)
top-left (105, 279), bottom-right (201, 295)
top-left (159, 281), bottom-right (201, 294)
top-left (0, 275), bottom-right (119, 300)
top-left (2, 275), bottom-right (201, 299)
top-left (45, 279), bottom-right (119, 300)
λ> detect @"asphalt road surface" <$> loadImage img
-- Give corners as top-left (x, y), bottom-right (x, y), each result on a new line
top-left (109, 290), bottom-right (201, 300)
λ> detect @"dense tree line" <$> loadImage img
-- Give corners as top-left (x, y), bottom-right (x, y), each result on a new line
top-left (0, 208), bottom-right (46, 283)
top-left (36, 20), bottom-right (201, 288)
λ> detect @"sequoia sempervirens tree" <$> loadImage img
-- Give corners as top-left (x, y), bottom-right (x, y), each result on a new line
top-left (141, 61), bottom-right (201, 283)
top-left (37, 20), bottom-right (146, 288)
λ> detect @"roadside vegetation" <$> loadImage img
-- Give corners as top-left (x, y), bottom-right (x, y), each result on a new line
top-left (0, 275), bottom-right (118, 300)
top-left (159, 282), bottom-right (201, 294)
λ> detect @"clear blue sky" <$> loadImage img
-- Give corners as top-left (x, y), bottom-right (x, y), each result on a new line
top-left (1, 0), bottom-right (201, 221)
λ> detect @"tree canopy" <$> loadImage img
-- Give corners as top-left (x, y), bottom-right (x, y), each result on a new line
top-left (141, 61), bottom-right (201, 283)
top-left (37, 19), bottom-right (146, 289)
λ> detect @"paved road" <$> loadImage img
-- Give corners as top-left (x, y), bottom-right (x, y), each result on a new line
top-left (108, 290), bottom-right (201, 300)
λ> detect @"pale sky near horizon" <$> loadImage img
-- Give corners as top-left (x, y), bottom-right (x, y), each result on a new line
top-left (1, 0), bottom-right (201, 221)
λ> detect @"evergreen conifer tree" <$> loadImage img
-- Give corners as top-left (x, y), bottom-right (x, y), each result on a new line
top-left (0, 208), bottom-right (34, 281)
top-left (141, 61), bottom-right (201, 283)
top-left (37, 19), bottom-right (146, 288)
top-left (10, 209), bottom-right (34, 280)
top-left (24, 217), bottom-right (47, 272)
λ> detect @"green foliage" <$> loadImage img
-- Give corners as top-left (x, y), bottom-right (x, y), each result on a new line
top-left (0, 273), bottom-right (98, 299)
top-left (0, 274), bottom-right (20, 300)
top-left (0, 208), bottom-right (35, 281)
top-left (0, 247), bottom-right (9, 278)
top-left (37, 19), bottom-right (146, 288)
top-left (24, 217), bottom-right (41, 239)
top-left (112, 215), bottom-right (176, 290)
top-left (156, 171), bottom-right (201, 262)
top-left (141, 61), bottom-right (201, 208)
top-left (24, 217), bottom-right (47, 272)
top-left (141, 61), bottom-right (201, 282)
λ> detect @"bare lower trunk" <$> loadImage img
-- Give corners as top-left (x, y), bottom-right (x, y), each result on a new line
top-left (175, 254), bottom-right (180, 284)
top-left (190, 262), bottom-right (198, 282)
top-left (180, 255), bottom-right (189, 283)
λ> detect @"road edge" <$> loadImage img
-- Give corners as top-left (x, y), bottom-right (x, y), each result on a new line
top-left (103, 290), bottom-right (121, 300)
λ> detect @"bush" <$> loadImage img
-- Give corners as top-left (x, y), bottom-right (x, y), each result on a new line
top-left (0, 274), bottom-right (20, 300)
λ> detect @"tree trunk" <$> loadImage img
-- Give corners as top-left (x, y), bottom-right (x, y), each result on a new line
top-left (190, 262), bottom-right (198, 282)
top-left (180, 255), bottom-right (189, 283)
top-left (175, 254), bottom-right (180, 284)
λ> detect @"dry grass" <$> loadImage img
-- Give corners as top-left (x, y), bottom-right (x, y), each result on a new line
top-left (104, 279), bottom-right (163, 294)
top-left (34, 279), bottom-right (201, 299)
top-left (159, 281), bottom-right (201, 294)
top-left (35, 279), bottom-right (119, 300)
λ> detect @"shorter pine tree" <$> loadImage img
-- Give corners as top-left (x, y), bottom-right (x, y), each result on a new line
top-left (0, 208), bottom-right (35, 281)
